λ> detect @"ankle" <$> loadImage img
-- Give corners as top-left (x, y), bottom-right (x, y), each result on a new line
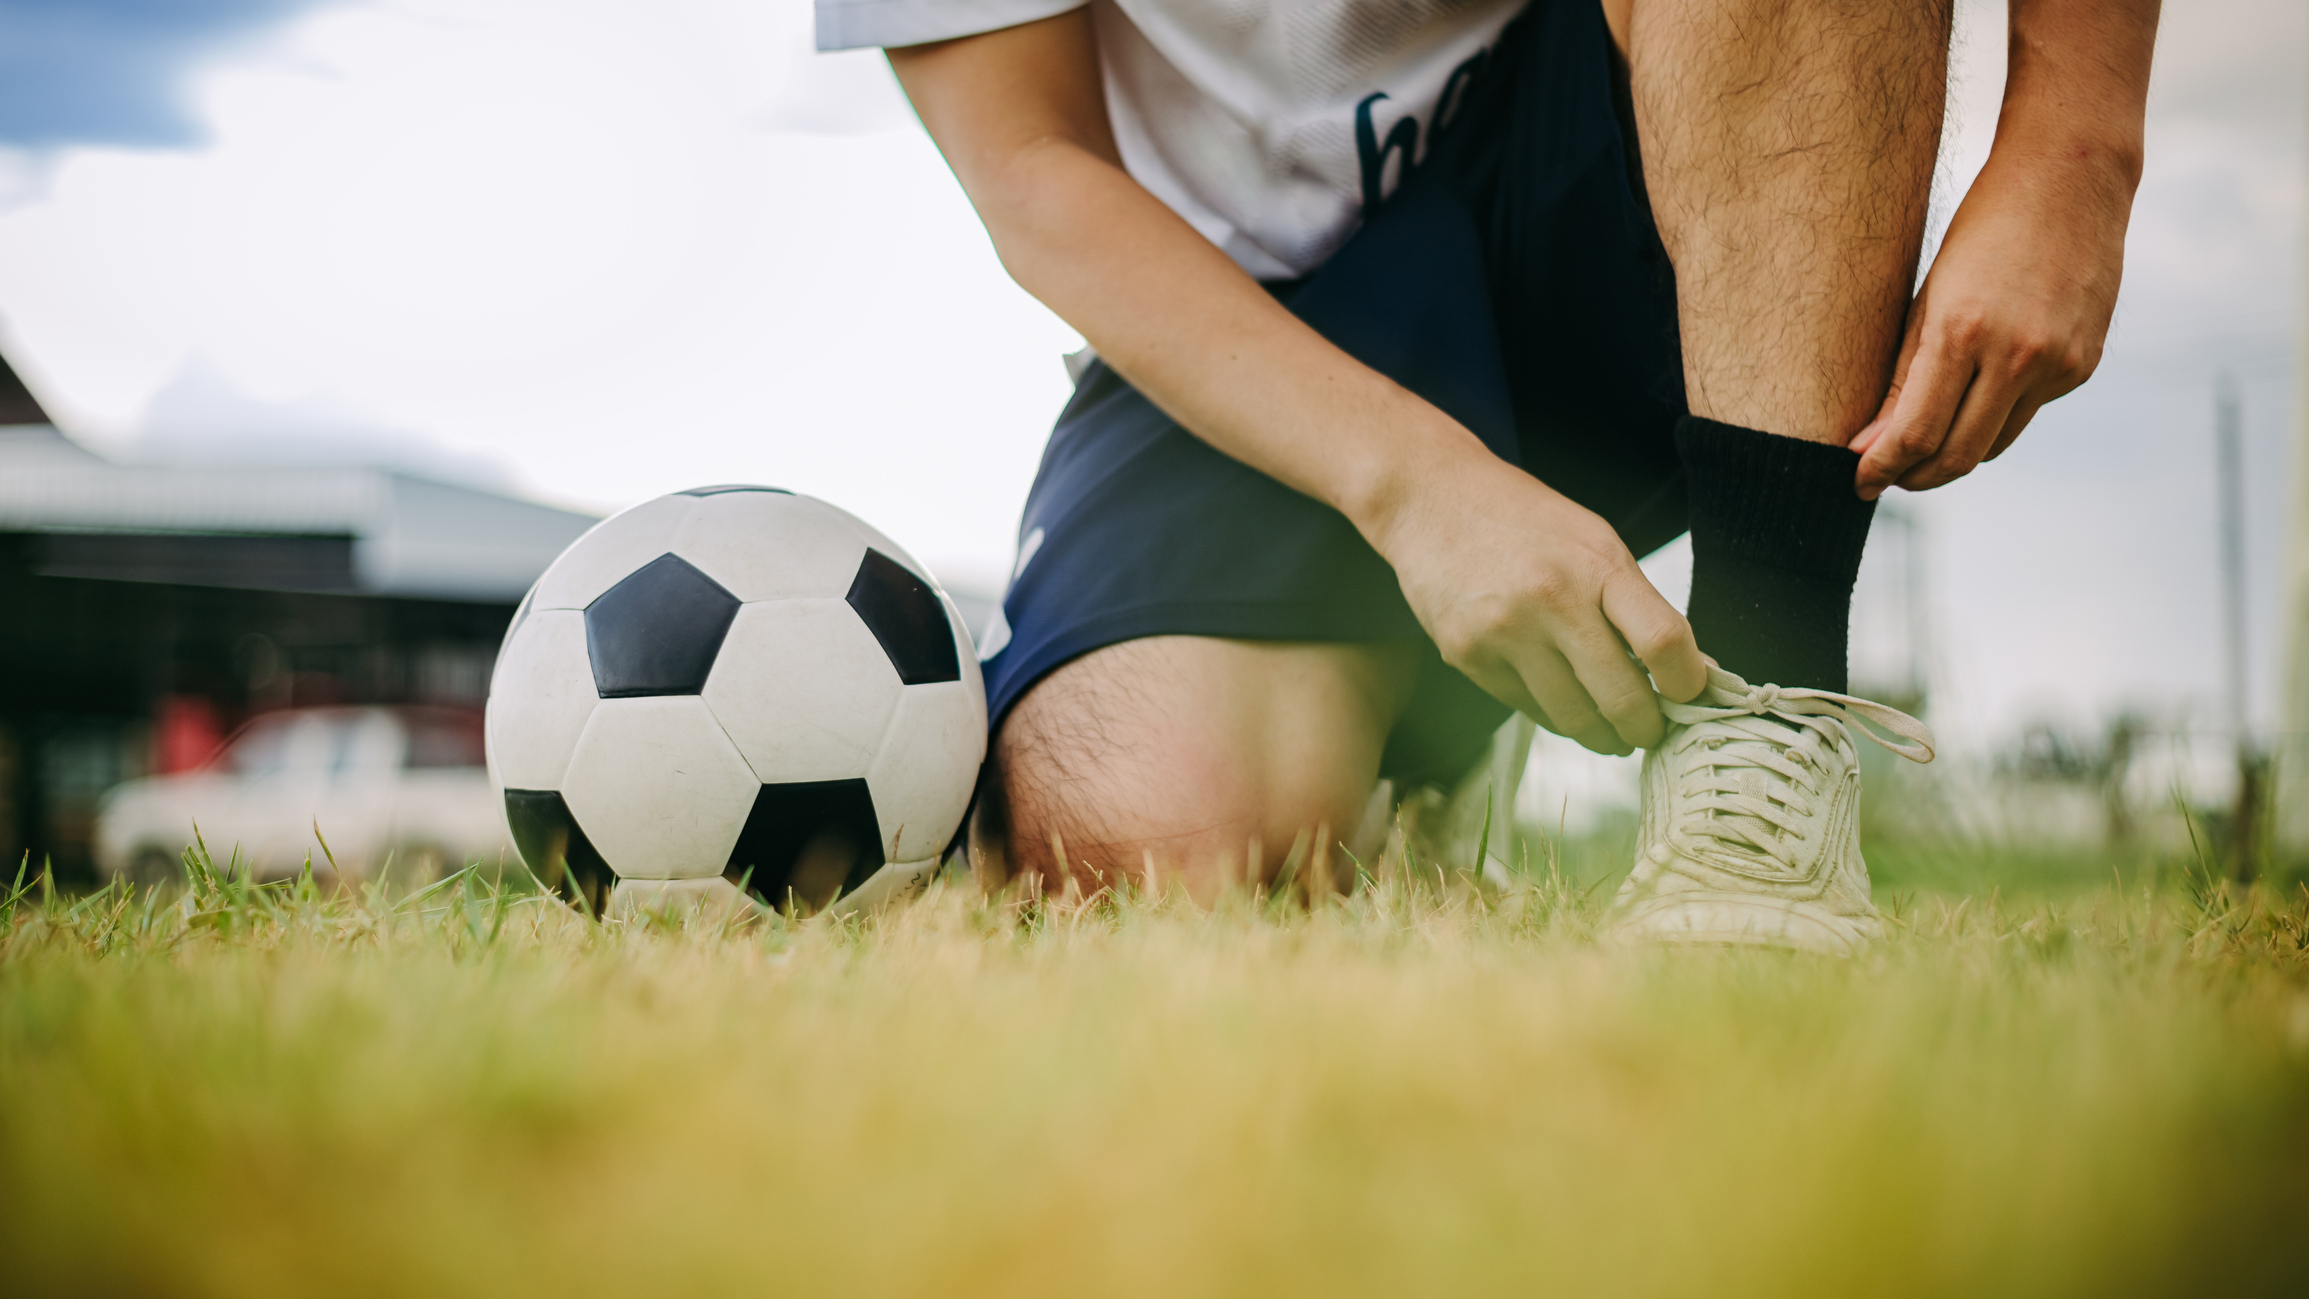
top-left (1676, 416), bottom-right (1875, 692)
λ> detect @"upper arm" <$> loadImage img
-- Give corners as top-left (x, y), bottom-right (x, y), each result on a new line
top-left (886, 9), bottom-right (1122, 198)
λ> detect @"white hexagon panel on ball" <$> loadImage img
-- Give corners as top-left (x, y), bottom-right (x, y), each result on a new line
top-left (938, 588), bottom-right (987, 718)
top-left (559, 697), bottom-right (759, 880)
top-left (485, 610), bottom-right (598, 792)
top-left (703, 599), bottom-right (903, 786)
top-left (866, 680), bottom-right (985, 867)
top-left (670, 489), bottom-right (871, 602)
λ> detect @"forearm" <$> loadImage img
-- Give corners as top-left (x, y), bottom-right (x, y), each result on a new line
top-left (980, 142), bottom-right (1701, 735)
top-left (1994, 0), bottom-right (2157, 195)
top-left (976, 141), bottom-right (1487, 535)
top-left (889, 18), bottom-right (1489, 545)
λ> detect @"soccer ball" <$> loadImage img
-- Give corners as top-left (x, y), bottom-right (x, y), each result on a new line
top-left (485, 485), bottom-right (985, 918)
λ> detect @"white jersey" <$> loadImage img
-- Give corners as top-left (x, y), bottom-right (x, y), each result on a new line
top-left (816, 0), bottom-right (1523, 280)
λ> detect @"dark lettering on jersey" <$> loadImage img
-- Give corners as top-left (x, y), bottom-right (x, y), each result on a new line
top-left (1355, 47), bottom-right (1491, 220)
top-left (1354, 92), bottom-right (1419, 219)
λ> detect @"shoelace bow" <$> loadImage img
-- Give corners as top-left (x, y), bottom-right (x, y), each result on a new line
top-left (1655, 667), bottom-right (1936, 870)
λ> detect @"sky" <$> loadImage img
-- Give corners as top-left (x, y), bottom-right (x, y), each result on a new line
top-left (0, 0), bottom-right (2302, 763)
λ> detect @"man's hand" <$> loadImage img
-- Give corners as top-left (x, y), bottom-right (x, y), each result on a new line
top-left (1364, 443), bottom-right (1708, 755)
top-left (1848, 148), bottom-right (2130, 499)
top-left (1848, 0), bottom-right (2154, 500)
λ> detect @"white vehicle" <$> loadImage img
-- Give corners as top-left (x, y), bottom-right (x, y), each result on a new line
top-left (95, 706), bottom-right (514, 884)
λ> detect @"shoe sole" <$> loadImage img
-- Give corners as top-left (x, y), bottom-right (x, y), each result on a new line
top-left (1606, 891), bottom-right (1881, 956)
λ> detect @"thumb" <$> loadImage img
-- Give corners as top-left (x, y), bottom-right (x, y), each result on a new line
top-left (1601, 569), bottom-right (1705, 703)
top-left (1856, 333), bottom-right (1970, 501)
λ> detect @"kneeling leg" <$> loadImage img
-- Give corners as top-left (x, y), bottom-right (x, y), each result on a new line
top-left (986, 636), bottom-right (1417, 899)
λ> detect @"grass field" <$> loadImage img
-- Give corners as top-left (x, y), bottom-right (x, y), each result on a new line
top-left (4, 841), bottom-right (2307, 1298)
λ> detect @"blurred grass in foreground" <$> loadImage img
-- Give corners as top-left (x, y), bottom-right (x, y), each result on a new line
top-left (3, 846), bottom-right (2307, 1299)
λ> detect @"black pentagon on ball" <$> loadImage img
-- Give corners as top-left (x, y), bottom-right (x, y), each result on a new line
top-left (504, 789), bottom-right (617, 917)
top-left (846, 549), bottom-right (959, 686)
top-left (584, 553), bottom-right (740, 697)
top-left (677, 484), bottom-right (793, 496)
top-left (723, 778), bottom-right (885, 914)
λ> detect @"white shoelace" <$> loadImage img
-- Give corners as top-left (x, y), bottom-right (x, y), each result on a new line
top-left (1656, 667), bottom-right (1935, 872)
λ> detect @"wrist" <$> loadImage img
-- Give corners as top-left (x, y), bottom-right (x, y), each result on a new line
top-left (1335, 406), bottom-right (1495, 555)
top-left (1988, 108), bottom-right (2143, 201)
top-left (1971, 97), bottom-right (2143, 250)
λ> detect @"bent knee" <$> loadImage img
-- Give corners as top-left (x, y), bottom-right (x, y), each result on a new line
top-left (1002, 749), bottom-right (1333, 887)
top-left (999, 749), bottom-right (1354, 895)
top-left (990, 637), bottom-right (1408, 892)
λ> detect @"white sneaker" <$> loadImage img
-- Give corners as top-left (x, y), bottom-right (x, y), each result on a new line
top-left (1606, 665), bottom-right (1934, 954)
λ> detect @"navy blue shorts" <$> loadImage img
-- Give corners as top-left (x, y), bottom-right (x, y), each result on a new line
top-left (981, 0), bottom-right (1689, 789)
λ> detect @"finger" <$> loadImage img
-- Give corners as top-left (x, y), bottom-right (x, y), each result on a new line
top-left (1856, 338), bottom-right (1971, 498)
top-left (1983, 389), bottom-right (2049, 462)
top-left (1600, 569), bottom-right (1705, 703)
top-left (1456, 651), bottom-right (1547, 722)
top-left (1898, 365), bottom-right (2021, 492)
top-left (1458, 651), bottom-right (1595, 746)
top-left (1848, 398), bottom-right (1896, 459)
top-left (1855, 329), bottom-right (1974, 501)
top-left (1555, 619), bottom-right (1665, 750)
top-left (1508, 647), bottom-right (1627, 756)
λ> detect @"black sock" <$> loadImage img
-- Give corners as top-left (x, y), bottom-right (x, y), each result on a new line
top-left (1676, 415), bottom-right (1875, 693)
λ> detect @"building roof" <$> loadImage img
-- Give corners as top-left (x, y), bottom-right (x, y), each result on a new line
top-left (0, 421), bottom-right (598, 603)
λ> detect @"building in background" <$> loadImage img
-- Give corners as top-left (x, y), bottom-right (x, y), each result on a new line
top-left (0, 348), bottom-right (596, 883)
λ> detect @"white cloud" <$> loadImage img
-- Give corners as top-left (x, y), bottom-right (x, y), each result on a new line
top-left (0, 0), bottom-right (1075, 577)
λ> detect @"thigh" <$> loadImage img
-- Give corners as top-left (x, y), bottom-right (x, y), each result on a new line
top-left (990, 635), bottom-right (1419, 897)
